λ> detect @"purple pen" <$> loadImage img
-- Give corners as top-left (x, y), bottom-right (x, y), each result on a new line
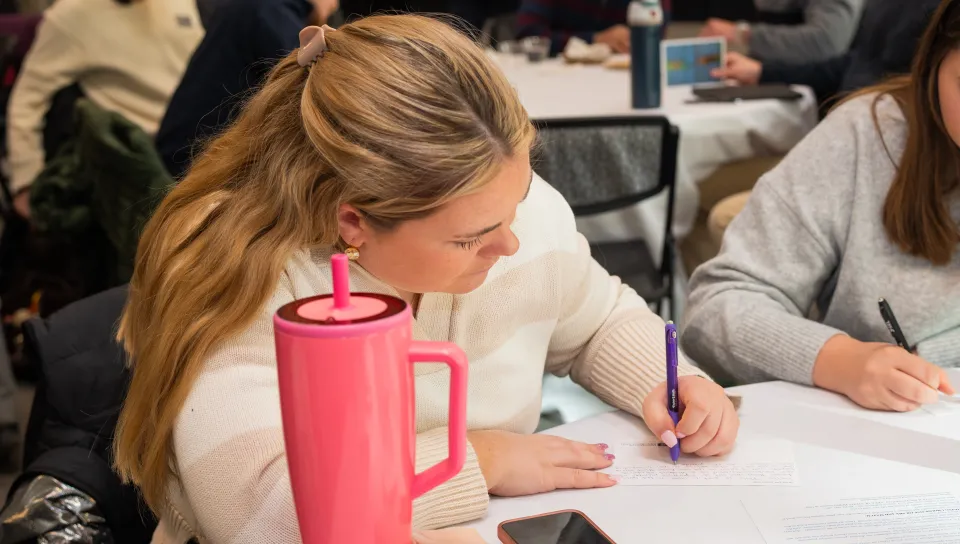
top-left (666, 321), bottom-right (680, 464)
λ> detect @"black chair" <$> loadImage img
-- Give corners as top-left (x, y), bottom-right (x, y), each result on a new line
top-left (533, 116), bottom-right (680, 319)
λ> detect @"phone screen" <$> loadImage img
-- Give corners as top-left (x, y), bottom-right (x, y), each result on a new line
top-left (500, 511), bottom-right (613, 544)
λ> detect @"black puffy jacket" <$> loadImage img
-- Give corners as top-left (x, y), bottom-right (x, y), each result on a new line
top-left (2, 286), bottom-right (155, 543)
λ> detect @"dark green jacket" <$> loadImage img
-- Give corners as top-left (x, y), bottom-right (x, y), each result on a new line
top-left (30, 99), bottom-right (172, 283)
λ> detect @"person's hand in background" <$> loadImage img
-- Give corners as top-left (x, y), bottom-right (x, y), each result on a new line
top-left (813, 336), bottom-right (956, 411)
top-left (413, 528), bottom-right (486, 543)
top-left (642, 376), bottom-right (739, 457)
top-left (593, 25), bottom-right (631, 53)
top-left (710, 52), bottom-right (762, 85)
top-left (468, 430), bottom-right (616, 497)
top-left (13, 189), bottom-right (30, 220)
top-left (699, 18), bottom-right (738, 43)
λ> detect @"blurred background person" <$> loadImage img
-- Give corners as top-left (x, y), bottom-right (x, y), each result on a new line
top-left (515, 0), bottom-right (659, 56)
top-left (157, 0), bottom-right (338, 180)
top-left (5, 0), bottom-right (204, 218)
top-left (449, 0), bottom-right (520, 30)
top-left (706, 0), bottom-right (940, 248)
top-left (711, 0), bottom-right (938, 105)
top-left (699, 0), bottom-right (865, 64)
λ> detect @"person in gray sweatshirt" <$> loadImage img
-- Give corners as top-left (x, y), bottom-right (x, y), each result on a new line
top-left (682, 0), bottom-right (960, 413)
top-left (700, 0), bottom-right (865, 64)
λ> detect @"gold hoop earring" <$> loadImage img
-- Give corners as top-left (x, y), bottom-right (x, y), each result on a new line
top-left (344, 246), bottom-right (360, 261)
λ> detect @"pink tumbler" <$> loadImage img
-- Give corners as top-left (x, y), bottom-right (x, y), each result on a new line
top-left (274, 254), bottom-right (469, 544)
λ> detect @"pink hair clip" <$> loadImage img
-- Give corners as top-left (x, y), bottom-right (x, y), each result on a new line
top-left (297, 25), bottom-right (336, 67)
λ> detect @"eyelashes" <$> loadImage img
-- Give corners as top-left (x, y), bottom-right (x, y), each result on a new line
top-left (456, 237), bottom-right (484, 250)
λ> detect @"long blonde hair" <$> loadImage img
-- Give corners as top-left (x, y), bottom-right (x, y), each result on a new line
top-left (114, 14), bottom-right (535, 513)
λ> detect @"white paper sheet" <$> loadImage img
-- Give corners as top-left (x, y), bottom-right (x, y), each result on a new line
top-left (611, 438), bottom-right (799, 486)
top-left (743, 491), bottom-right (960, 544)
top-left (921, 395), bottom-right (960, 416)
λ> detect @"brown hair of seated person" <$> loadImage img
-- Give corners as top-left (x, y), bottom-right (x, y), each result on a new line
top-left (844, 0), bottom-right (960, 266)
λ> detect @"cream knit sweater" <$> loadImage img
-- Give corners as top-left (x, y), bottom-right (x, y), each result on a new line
top-left (5, 0), bottom-right (204, 193)
top-left (156, 177), bottom-right (707, 543)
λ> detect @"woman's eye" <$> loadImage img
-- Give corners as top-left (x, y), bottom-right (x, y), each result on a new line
top-left (456, 237), bottom-right (484, 250)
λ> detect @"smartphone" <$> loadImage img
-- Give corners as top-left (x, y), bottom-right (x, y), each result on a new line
top-left (497, 510), bottom-right (615, 544)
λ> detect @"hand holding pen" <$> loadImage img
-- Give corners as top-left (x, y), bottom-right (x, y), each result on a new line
top-left (869, 298), bottom-right (956, 409)
top-left (815, 300), bottom-right (957, 412)
top-left (638, 322), bottom-right (740, 461)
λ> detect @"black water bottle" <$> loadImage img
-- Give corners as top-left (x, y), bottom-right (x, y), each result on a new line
top-left (629, 0), bottom-right (663, 109)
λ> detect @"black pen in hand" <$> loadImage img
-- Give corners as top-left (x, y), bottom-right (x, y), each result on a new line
top-left (878, 297), bottom-right (911, 352)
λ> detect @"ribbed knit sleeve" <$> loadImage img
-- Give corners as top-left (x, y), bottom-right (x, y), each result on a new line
top-left (412, 429), bottom-right (489, 530)
top-left (543, 206), bottom-right (707, 417)
top-left (574, 300), bottom-right (708, 417)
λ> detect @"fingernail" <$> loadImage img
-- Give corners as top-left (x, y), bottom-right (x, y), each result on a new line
top-left (596, 443), bottom-right (609, 451)
top-left (604, 453), bottom-right (616, 461)
top-left (607, 474), bottom-right (620, 483)
top-left (660, 430), bottom-right (678, 448)
top-left (676, 432), bottom-right (687, 439)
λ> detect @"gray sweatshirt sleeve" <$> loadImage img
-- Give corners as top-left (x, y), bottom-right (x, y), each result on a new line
top-left (681, 103), bottom-right (862, 386)
top-left (749, 0), bottom-right (865, 64)
top-left (916, 327), bottom-right (960, 368)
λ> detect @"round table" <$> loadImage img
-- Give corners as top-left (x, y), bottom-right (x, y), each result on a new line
top-left (462, 370), bottom-right (960, 543)
top-left (491, 53), bottom-right (819, 263)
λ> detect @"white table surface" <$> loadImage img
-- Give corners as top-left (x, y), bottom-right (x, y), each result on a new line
top-left (491, 53), bottom-right (819, 260)
top-left (462, 369), bottom-right (960, 543)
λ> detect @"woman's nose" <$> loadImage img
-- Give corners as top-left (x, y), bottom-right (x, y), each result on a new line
top-left (496, 226), bottom-right (521, 257)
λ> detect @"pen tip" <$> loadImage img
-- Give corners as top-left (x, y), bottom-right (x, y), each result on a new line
top-left (673, 460), bottom-right (677, 465)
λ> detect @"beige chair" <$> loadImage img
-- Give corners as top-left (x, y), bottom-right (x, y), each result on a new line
top-left (708, 190), bottom-right (752, 246)
top-left (679, 156), bottom-right (782, 274)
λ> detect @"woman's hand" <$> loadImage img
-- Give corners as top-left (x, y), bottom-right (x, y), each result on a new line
top-left (468, 430), bottom-right (616, 497)
top-left (813, 336), bottom-right (955, 411)
top-left (641, 376), bottom-right (739, 457)
top-left (593, 25), bottom-right (631, 53)
top-left (710, 52), bottom-right (763, 85)
top-left (413, 528), bottom-right (486, 543)
top-left (698, 18), bottom-right (738, 43)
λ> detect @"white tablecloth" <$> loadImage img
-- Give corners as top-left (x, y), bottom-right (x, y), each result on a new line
top-left (492, 54), bottom-right (819, 255)
top-left (463, 369), bottom-right (960, 543)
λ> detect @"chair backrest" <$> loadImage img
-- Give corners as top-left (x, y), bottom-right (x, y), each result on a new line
top-left (533, 116), bottom-right (679, 217)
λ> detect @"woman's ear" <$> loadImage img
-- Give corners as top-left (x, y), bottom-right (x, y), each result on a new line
top-left (337, 203), bottom-right (367, 248)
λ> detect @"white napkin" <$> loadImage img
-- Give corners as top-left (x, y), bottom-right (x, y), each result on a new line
top-left (562, 37), bottom-right (613, 64)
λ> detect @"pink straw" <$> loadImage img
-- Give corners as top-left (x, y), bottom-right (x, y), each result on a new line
top-left (331, 254), bottom-right (351, 310)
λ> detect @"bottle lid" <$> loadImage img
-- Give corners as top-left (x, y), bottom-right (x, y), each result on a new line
top-left (628, 0), bottom-right (663, 26)
top-left (295, 254), bottom-right (390, 322)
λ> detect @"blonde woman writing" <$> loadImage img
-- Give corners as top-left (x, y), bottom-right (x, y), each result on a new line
top-left (114, 15), bottom-right (739, 543)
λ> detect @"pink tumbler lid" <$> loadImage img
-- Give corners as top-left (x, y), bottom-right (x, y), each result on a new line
top-left (281, 254), bottom-right (404, 325)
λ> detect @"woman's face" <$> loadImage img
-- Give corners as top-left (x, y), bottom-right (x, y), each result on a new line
top-left (938, 48), bottom-right (960, 147)
top-left (338, 150), bottom-right (532, 296)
